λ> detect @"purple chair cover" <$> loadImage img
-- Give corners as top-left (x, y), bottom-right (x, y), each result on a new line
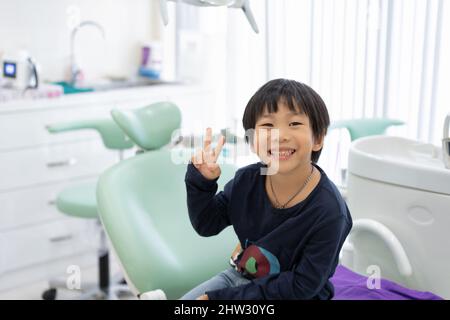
top-left (331, 265), bottom-right (443, 300)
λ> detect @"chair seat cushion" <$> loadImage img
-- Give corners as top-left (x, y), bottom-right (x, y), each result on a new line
top-left (56, 182), bottom-right (98, 219)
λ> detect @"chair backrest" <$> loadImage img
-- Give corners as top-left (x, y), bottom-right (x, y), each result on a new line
top-left (330, 118), bottom-right (404, 141)
top-left (96, 149), bottom-right (237, 299)
top-left (111, 101), bottom-right (181, 151)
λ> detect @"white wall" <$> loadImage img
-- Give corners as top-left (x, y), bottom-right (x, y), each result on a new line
top-left (0, 0), bottom-right (163, 82)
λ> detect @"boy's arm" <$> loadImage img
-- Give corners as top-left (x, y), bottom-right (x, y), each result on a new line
top-left (205, 215), bottom-right (351, 300)
top-left (185, 162), bottom-right (233, 237)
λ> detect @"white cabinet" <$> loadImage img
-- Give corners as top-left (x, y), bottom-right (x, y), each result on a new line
top-left (0, 103), bottom-right (114, 151)
top-left (0, 84), bottom-right (215, 293)
top-left (0, 177), bottom-right (96, 230)
top-left (0, 139), bottom-right (118, 191)
top-left (0, 218), bottom-right (97, 274)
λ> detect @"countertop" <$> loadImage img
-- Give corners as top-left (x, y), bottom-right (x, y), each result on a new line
top-left (0, 82), bottom-right (209, 114)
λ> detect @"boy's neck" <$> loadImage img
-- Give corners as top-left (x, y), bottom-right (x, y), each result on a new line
top-left (268, 161), bottom-right (315, 192)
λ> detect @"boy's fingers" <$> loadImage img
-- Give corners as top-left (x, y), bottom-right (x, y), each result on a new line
top-left (200, 128), bottom-right (223, 164)
top-left (193, 148), bottom-right (203, 165)
top-left (191, 156), bottom-right (200, 168)
top-left (213, 135), bottom-right (225, 162)
top-left (203, 149), bottom-right (213, 164)
top-left (204, 127), bottom-right (212, 152)
top-left (206, 162), bottom-right (219, 170)
top-left (198, 149), bottom-right (204, 165)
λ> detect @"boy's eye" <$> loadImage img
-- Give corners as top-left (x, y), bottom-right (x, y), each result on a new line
top-left (259, 123), bottom-right (273, 127)
top-left (290, 122), bottom-right (302, 126)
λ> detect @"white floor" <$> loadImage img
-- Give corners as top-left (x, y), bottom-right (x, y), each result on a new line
top-left (0, 255), bottom-right (136, 300)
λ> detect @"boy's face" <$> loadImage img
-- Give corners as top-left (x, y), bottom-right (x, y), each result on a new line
top-left (252, 101), bottom-right (323, 175)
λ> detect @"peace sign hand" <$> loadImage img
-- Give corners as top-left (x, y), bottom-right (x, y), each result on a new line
top-left (191, 128), bottom-right (225, 180)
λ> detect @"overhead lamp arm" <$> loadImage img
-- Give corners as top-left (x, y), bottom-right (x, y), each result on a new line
top-left (159, 0), bottom-right (259, 33)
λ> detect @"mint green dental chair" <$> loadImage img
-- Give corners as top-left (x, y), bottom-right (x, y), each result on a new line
top-left (329, 118), bottom-right (404, 142)
top-left (43, 117), bottom-right (135, 300)
top-left (96, 105), bottom-right (238, 299)
top-left (46, 119), bottom-right (135, 219)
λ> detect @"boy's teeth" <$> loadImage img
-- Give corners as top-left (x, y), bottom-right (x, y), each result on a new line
top-left (270, 149), bottom-right (295, 156)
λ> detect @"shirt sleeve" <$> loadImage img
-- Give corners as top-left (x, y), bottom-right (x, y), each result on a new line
top-left (206, 215), bottom-right (351, 300)
top-left (184, 162), bottom-right (234, 237)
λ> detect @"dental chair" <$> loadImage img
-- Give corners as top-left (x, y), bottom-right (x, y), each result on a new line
top-left (329, 118), bottom-right (404, 141)
top-left (96, 105), bottom-right (238, 299)
top-left (42, 118), bottom-right (135, 300)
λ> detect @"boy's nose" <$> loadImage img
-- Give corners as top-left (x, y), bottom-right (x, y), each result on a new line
top-left (277, 127), bottom-right (291, 142)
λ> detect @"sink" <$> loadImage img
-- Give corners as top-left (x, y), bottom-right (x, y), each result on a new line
top-left (53, 78), bottom-right (177, 95)
top-left (53, 81), bottom-right (94, 94)
top-left (348, 135), bottom-right (449, 195)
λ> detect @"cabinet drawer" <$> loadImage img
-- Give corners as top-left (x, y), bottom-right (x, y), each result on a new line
top-left (0, 104), bottom-right (117, 151)
top-left (0, 139), bottom-right (119, 191)
top-left (0, 218), bottom-right (98, 274)
top-left (0, 177), bottom-right (97, 231)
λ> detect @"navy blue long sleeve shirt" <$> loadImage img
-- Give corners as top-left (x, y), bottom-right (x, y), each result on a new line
top-left (185, 161), bottom-right (352, 300)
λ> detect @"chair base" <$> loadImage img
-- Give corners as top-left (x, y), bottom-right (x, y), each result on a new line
top-left (42, 223), bottom-right (135, 300)
top-left (42, 280), bottom-right (135, 300)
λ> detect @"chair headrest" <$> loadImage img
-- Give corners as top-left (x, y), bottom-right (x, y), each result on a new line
top-left (329, 118), bottom-right (404, 141)
top-left (46, 118), bottom-right (134, 150)
top-left (111, 101), bottom-right (181, 151)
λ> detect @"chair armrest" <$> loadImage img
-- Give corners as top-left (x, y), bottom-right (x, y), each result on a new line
top-left (341, 218), bottom-right (413, 278)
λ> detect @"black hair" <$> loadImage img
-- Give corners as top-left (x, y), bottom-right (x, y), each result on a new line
top-left (242, 78), bottom-right (330, 163)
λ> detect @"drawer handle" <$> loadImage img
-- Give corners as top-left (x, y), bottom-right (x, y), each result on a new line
top-left (49, 234), bottom-right (74, 243)
top-left (46, 158), bottom-right (77, 168)
top-left (48, 199), bottom-right (56, 206)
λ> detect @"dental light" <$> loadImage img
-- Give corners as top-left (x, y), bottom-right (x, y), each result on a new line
top-left (159, 0), bottom-right (259, 33)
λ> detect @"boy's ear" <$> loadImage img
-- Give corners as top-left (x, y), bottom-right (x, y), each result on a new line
top-left (312, 134), bottom-right (325, 152)
top-left (245, 130), bottom-right (257, 154)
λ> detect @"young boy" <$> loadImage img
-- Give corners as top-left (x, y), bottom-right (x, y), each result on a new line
top-left (182, 79), bottom-right (352, 300)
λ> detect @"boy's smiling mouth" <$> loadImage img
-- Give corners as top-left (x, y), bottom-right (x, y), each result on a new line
top-left (268, 148), bottom-right (296, 161)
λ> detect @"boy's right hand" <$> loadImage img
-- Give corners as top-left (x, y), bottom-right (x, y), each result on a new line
top-left (191, 127), bottom-right (225, 180)
top-left (231, 243), bottom-right (242, 261)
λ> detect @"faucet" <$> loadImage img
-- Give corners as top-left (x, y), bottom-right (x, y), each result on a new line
top-left (444, 114), bottom-right (450, 169)
top-left (69, 20), bottom-right (106, 86)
